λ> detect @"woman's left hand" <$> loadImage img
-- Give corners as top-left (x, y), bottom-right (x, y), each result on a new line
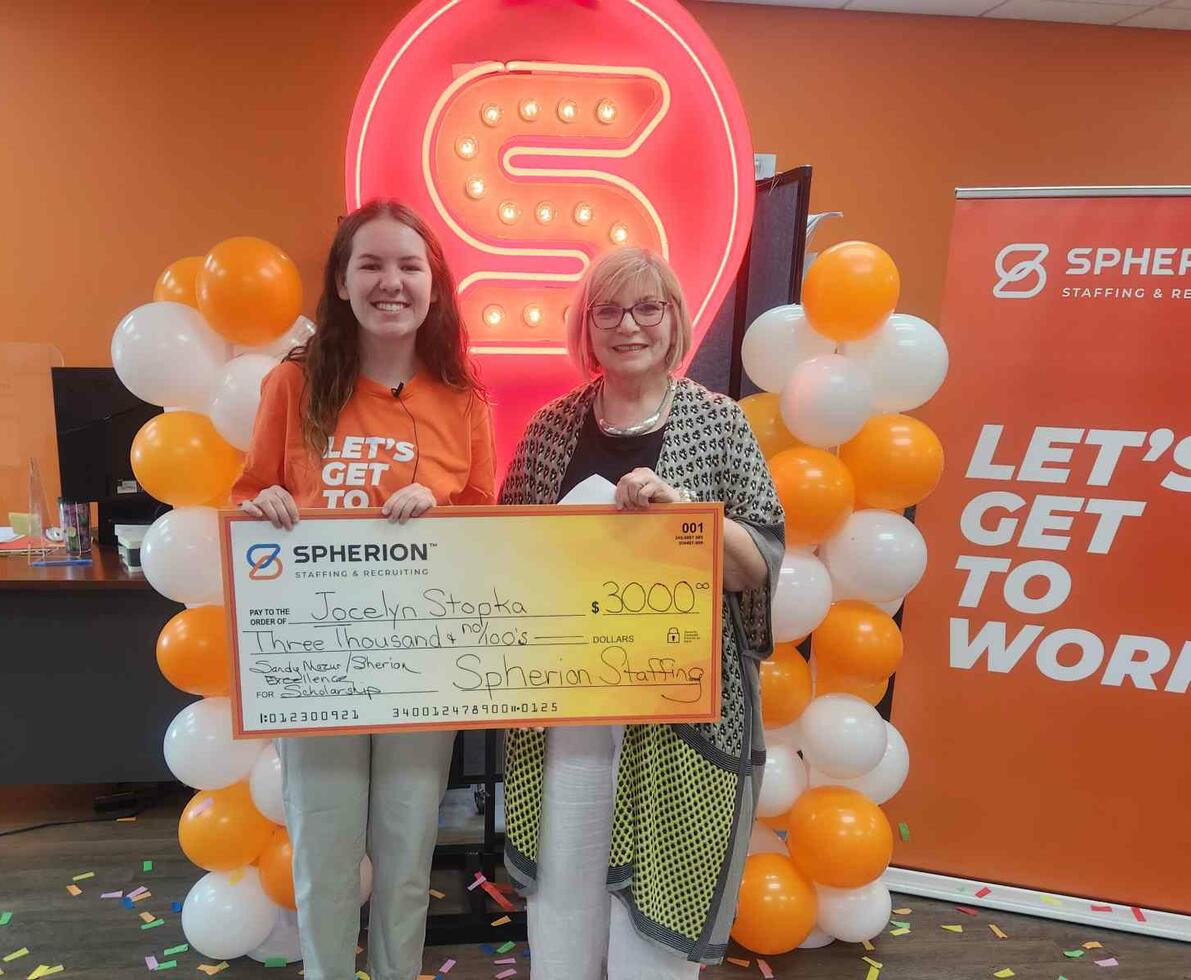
top-left (381, 483), bottom-right (436, 523)
top-left (614, 468), bottom-right (681, 510)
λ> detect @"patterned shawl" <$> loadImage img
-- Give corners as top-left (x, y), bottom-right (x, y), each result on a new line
top-left (499, 377), bottom-right (785, 965)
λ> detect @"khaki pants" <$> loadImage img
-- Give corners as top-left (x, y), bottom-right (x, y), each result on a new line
top-left (279, 731), bottom-right (456, 980)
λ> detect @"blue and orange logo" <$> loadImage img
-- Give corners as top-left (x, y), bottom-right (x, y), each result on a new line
top-left (246, 543), bottom-right (284, 581)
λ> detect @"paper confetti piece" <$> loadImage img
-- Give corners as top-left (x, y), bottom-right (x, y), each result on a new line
top-left (355, 972), bottom-right (370, 980)
top-left (127, 887), bottom-right (148, 900)
top-left (169, 902), bottom-right (182, 913)
top-left (496, 941), bottom-right (516, 954)
top-left (993, 970), bottom-right (1015, 979)
top-left (862, 956), bottom-right (883, 969)
top-left (990, 924), bottom-right (1008, 939)
top-left (1041, 896), bottom-right (1063, 908)
top-left (975, 887), bottom-right (991, 898)
top-left (889, 927), bottom-right (910, 937)
top-left (162, 945), bottom-right (188, 956)
top-left (101, 892), bottom-right (122, 899)
top-left (891, 908), bottom-right (912, 915)
top-left (265, 957), bottom-right (288, 967)
top-left (122, 898), bottom-right (134, 910)
top-left (0, 915), bottom-right (10, 928)
top-left (955, 905), bottom-right (979, 916)
top-left (1064, 950), bottom-right (1086, 959)
top-left (155, 963), bottom-right (177, 972)
top-left (897, 822), bottom-right (910, 842)
top-left (491, 916), bottom-right (511, 927)
top-left (439, 960), bottom-right (456, 974)
top-left (142, 861), bottom-right (154, 873)
top-left (757, 959), bottom-right (774, 979)
top-left (196, 964), bottom-right (229, 976)
top-left (355, 946), bottom-right (363, 956)
top-left (864, 968), bottom-right (880, 980)
top-left (494, 960), bottom-right (516, 966)
top-left (117, 816), bottom-right (137, 822)
top-left (29, 968), bottom-right (65, 979)
top-left (65, 885), bottom-right (82, 897)
top-left (726, 958), bottom-right (750, 968)
top-left (1091, 904), bottom-right (1113, 913)
top-left (72, 872), bottom-right (95, 882)
top-left (139, 912), bottom-right (156, 923)
top-left (1083, 942), bottom-right (1103, 949)
top-left (468, 872), bottom-right (488, 892)
top-left (429, 889), bottom-right (446, 900)
top-left (482, 881), bottom-right (518, 912)
top-left (1131, 907), bottom-right (1146, 922)
top-left (140, 918), bottom-right (165, 930)
top-left (1094, 959), bottom-right (1119, 968)
top-left (495, 971), bottom-right (516, 980)
top-left (145, 956), bottom-right (158, 971)
top-left (4, 951), bottom-right (28, 964)
top-left (132, 892), bottom-right (152, 904)
top-left (941, 925), bottom-right (964, 933)
top-left (890, 920), bottom-right (911, 929)
top-left (861, 941), bottom-right (875, 951)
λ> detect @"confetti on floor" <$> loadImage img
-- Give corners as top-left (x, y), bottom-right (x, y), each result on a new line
top-left (169, 902), bottom-right (182, 914)
top-left (993, 970), bottom-right (1015, 978)
top-left (264, 957), bottom-right (288, 967)
top-left (862, 956), bottom-right (883, 969)
top-left (861, 941), bottom-right (875, 951)
top-left (726, 958), bottom-right (750, 968)
top-left (1094, 958), bottom-right (1119, 967)
top-left (941, 925), bottom-right (964, 933)
top-left (132, 892), bottom-right (152, 904)
top-left (155, 961), bottom-right (177, 972)
top-left (864, 967), bottom-right (880, 980)
top-left (145, 955), bottom-right (158, 970)
top-left (138, 912), bottom-right (155, 924)
top-left (438, 959), bottom-right (455, 974)
top-left (897, 823), bottom-right (910, 842)
top-left (494, 959), bottom-right (516, 966)
top-left (889, 928), bottom-right (911, 937)
top-left (495, 971), bottom-right (517, 980)
top-left (27, 967), bottom-right (65, 979)
top-left (491, 916), bottom-right (511, 927)
top-left (0, 915), bottom-right (10, 928)
top-left (990, 924), bottom-right (1008, 939)
top-left (468, 873), bottom-right (488, 892)
top-left (142, 861), bottom-right (154, 873)
top-left (1083, 941), bottom-right (1103, 950)
top-left (140, 919), bottom-right (165, 930)
top-left (1064, 950), bottom-right (1086, 959)
top-left (162, 945), bottom-right (188, 957)
top-left (196, 964), bottom-right (229, 976)
top-left (71, 872), bottom-right (94, 882)
top-left (892, 908), bottom-right (912, 915)
top-left (101, 892), bottom-right (123, 899)
top-left (496, 941), bottom-right (516, 955)
top-left (429, 890), bottom-right (446, 900)
top-left (117, 816), bottom-right (138, 822)
top-left (127, 887), bottom-right (148, 900)
top-left (355, 972), bottom-right (370, 980)
top-left (2, 951), bottom-right (28, 964)
top-left (955, 906), bottom-right (979, 916)
top-left (64, 886), bottom-right (81, 898)
top-left (890, 920), bottom-right (911, 929)
top-left (757, 958), bottom-right (774, 979)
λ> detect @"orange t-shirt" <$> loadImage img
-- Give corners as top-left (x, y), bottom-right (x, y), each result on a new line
top-left (232, 360), bottom-right (495, 509)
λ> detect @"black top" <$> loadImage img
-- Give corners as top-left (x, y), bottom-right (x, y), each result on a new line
top-left (557, 406), bottom-right (667, 500)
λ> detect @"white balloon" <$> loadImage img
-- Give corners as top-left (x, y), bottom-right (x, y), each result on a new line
top-left (208, 354), bottom-right (277, 451)
top-left (359, 853), bottom-right (374, 906)
top-left (844, 313), bottom-right (949, 413)
top-left (873, 594), bottom-right (904, 617)
top-left (816, 881), bottom-right (893, 943)
top-left (249, 743), bottom-right (285, 824)
top-left (772, 550), bottom-right (833, 642)
top-left (799, 694), bottom-right (888, 779)
top-left (141, 507), bottom-right (223, 605)
top-left (756, 745), bottom-right (808, 818)
top-left (742, 305), bottom-right (837, 394)
top-left (822, 509), bottom-right (927, 603)
top-left (248, 907), bottom-right (301, 964)
top-left (809, 721), bottom-right (909, 805)
top-left (182, 867), bottom-right (280, 960)
top-left (765, 719), bottom-right (802, 753)
top-left (164, 698), bottom-right (265, 790)
top-left (111, 302), bottom-right (229, 410)
top-left (799, 926), bottom-right (835, 949)
top-left (780, 354), bottom-right (872, 448)
top-left (237, 315), bottom-right (316, 359)
top-left (747, 823), bottom-right (788, 856)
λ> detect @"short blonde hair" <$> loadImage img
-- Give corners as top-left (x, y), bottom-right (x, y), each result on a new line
top-left (565, 247), bottom-right (693, 378)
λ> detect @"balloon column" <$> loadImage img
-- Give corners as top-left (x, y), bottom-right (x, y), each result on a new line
top-left (112, 239), bottom-right (368, 965)
top-left (732, 241), bottom-right (948, 955)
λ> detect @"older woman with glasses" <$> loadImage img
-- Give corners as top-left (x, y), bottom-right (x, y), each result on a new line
top-left (499, 247), bottom-right (785, 978)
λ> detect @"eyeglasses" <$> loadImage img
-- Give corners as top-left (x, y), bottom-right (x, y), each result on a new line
top-left (588, 301), bottom-right (669, 330)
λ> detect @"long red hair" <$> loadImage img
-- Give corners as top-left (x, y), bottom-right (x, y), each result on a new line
top-left (290, 200), bottom-right (483, 458)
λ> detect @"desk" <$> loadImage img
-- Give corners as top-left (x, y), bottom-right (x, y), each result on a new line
top-left (0, 546), bottom-right (189, 783)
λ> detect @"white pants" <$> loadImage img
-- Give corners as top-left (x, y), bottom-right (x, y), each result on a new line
top-left (527, 726), bottom-right (701, 980)
top-left (279, 731), bottom-right (456, 980)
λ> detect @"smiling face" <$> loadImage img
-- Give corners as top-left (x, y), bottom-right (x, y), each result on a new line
top-left (337, 215), bottom-right (435, 342)
top-left (587, 273), bottom-right (676, 383)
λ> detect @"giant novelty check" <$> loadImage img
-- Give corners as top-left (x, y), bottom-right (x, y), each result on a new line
top-left (220, 506), bottom-right (723, 737)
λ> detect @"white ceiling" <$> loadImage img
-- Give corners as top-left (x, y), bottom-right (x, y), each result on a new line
top-left (706, 0), bottom-right (1191, 31)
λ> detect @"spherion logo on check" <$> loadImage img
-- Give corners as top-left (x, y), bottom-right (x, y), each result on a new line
top-left (246, 543), bottom-right (284, 581)
top-left (994, 243), bottom-right (1049, 299)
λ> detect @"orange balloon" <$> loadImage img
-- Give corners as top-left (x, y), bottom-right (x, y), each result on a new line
top-left (153, 256), bottom-right (204, 308)
top-left (769, 447), bottom-right (854, 546)
top-left (730, 852), bottom-right (817, 954)
top-left (813, 666), bottom-right (890, 707)
top-left (786, 786), bottom-right (893, 888)
top-left (131, 411), bottom-right (243, 507)
top-left (760, 642), bottom-right (813, 728)
top-left (197, 237), bottom-right (303, 345)
top-left (840, 414), bottom-right (944, 510)
top-left (803, 241), bottom-right (900, 342)
top-left (179, 782), bottom-right (275, 872)
top-left (740, 393), bottom-right (802, 460)
top-left (758, 809), bottom-right (792, 830)
top-left (156, 606), bottom-right (230, 697)
top-left (812, 601), bottom-right (903, 682)
top-left (257, 827), bottom-right (297, 910)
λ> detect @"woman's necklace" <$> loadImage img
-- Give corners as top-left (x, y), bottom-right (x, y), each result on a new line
top-left (595, 376), bottom-right (675, 436)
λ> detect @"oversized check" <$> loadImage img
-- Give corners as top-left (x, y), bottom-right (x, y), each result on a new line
top-left (220, 505), bottom-right (723, 737)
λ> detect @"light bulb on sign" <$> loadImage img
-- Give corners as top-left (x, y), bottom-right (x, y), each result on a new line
top-left (519, 98), bottom-right (541, 121)
top-left (609, 222), bottom-right (629, 245)
top-left (557, 99), bottom-right (578, 123)
top-left (573, 202), bottom-right (594, 226)
top-left (523, 304), bottom-right (544, 327)
top-left (465, 176), bottom-right (487, 200)
top-left (483, 305), bottom-right (505, 327)
top-left (481, 103), bottom-right (503, 127)
top-left (535, 201), bottom-right (556, 224)
top-left (455, 136), bottom-right (479, 160)
top-left (499, 200), bottom-right (522, 224)
top-left (596, 99), bottom-right (617, 124)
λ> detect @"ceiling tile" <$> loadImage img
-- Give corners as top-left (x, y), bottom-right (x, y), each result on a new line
top-left (846, 0), bottom-right (1001, 14)
top-left (984, 0), bottom-right (1145, 23)
top-left (1116, 4), bottom-right (1191, 24)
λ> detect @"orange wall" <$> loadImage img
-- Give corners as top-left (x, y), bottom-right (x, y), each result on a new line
top-left (2, 1), bottom-right (1190, 485)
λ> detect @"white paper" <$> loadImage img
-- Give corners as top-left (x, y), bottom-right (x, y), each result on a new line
top-left (558, 474), bottom-right (616, 506)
